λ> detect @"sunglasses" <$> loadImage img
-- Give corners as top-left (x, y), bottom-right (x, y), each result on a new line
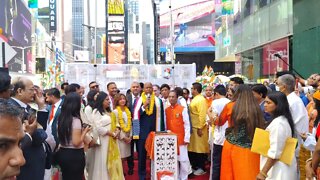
top-left (90, 85), bottom-right (99, 89)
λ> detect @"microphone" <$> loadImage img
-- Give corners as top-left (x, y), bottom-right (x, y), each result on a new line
top-left (274, 53), bottom-right (282, 59)
top-left (273, 53), bottom-right (304, 79)
top-left (146, 93), bottom-right (151, 99)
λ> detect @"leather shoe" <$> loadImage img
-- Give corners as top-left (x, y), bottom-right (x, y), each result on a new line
top-left (128, 169), bottom-right (134, 175)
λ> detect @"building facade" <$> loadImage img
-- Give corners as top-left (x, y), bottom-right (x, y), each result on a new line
top-left (215, 0), bottom-right (293, 82)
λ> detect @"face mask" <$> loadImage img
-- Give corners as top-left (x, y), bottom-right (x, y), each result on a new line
top-left (275, 86), bottom-right (280, 91)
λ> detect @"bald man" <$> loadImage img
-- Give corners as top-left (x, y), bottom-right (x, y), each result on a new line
top-left (9, 77), bottom-right (48, 180)
top-left (132, 82), bottom-right (165, 180)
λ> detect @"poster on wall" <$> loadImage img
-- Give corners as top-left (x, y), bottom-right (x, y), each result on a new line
top-left (159, 0), bottom-right (215, 53)
top-left (262, 38), bottom-right (289, 76)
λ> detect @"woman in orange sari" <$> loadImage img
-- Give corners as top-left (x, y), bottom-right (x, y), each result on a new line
top-left (219, 85), bottom-right (265, 180)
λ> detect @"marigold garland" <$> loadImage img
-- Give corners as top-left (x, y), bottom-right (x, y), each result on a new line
top-left (117, 106), bottom-right (132, 133)
top-left (141, 92), bottom-right (155, 115)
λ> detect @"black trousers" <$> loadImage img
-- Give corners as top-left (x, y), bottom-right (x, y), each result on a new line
top-left (137, 139), bottom-right (147, 180)
top-left (127, 139), bottom-right (138, 170)
top-left (57, 148), bottom-right (85, 180)
top-left (188, 151), bottom-right (207, 170)
top-left (211, 144), bottom-right (223, 180)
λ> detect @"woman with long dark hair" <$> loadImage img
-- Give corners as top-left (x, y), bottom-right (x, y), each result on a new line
top-left (90, 91), bottom-right (123, 180)
top-left (257, 91), bottom-right (297, 180)
top-left (220, 84), bottom-right (265, 180)
top-left (57, 92), bottom-right (91, 179)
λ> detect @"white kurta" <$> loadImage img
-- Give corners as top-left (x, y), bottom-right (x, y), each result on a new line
top-left (89, 109), bottom-right (112, 180)
top-left (260, 116), bottom-right (298, 180)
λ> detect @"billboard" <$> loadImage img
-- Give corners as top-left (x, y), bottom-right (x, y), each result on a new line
top-left (108, 0), bottom-right (124, 15)
top-left (262, 38), bottom-right (289, 76)
top-left (74, 50), bottom-right (90, 62)
top-left (0, 0), bottom-right (32, 73)
top-left (108, 43), bottom-right (125, 64)
top-left (159, 0), bottom-right (215, 53)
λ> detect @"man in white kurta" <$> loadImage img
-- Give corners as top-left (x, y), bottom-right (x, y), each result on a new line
top-left (207, 85), bottom-right (230, 180)
top-left (277, 74), bottom-right (309, 177)
top-left (166, 91), bottom-right (191, 180)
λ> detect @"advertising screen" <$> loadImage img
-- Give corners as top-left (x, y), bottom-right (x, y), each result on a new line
top-left (108, 0), bottom-right (124, 15)
top-left (0, 0), bottom-right (32, 72)
top-left (159, 0), bottom-right (215, 53)
top-left (262, 38), bottom-right (289, 76)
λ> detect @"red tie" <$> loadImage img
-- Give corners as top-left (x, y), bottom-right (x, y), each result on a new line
top-left (49, 105), bottom-right (55, 122)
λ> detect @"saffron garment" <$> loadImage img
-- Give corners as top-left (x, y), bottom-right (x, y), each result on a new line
top-left (165, 104), bottom-right (191, 180)
top-left (220, 124), bottom-right (260, 180)
top-left (215, 101), bottom-right (235, 127)
top-left (260, 116), bottom-right (298, 180)
top-left (188, 94), bottom-right (209, 153)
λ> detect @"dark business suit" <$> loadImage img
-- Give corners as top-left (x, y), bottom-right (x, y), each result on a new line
top-left (8, 98), bottom-right (48, 180)
top-left (45, 101), bottom-right (63, 167)
top-left (46, 100), bottom-right (63, 148)
top-left (137, 100), bottom-right (157, 180)
top-left (127, 93), bottom-right (138, 171)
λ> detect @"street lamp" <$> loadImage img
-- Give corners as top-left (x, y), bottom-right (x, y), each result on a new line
top-left (82, 23), bottom-right (97, 64)
top-left (11, 46), bottom-right (32, 73)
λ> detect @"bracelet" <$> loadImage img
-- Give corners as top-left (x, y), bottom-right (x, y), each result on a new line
top-left (260, 171), bottom-right (268, 178)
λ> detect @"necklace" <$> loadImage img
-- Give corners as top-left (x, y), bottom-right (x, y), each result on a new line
top-left (117, 106), bottom-right (132, 133)
top-left (141, 92), bottom-right (155, 115)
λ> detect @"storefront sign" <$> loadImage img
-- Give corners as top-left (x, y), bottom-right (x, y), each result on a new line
top-left (49, 0), bottom-right (56, 32)
top-left (262, 38), bottom-right (289, 75)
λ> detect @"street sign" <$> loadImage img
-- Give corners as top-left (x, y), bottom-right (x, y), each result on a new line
top-left (0, 39), bottom-right (17, 67)
top-left (96, 54), bottom-right (105, 58)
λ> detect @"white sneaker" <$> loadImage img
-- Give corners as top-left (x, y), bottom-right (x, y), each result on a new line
top-left (193, 168), bottom-right (206, 176)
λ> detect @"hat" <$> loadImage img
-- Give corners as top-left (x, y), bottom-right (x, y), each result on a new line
top-left (313, 90), bottom-right (320, 101)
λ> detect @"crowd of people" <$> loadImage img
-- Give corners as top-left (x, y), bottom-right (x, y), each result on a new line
top-left (1, 69), bottom-right (320, 180)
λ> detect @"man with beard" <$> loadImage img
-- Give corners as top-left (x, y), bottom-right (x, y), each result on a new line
top-left (107, 82), bottom-right (118, 110)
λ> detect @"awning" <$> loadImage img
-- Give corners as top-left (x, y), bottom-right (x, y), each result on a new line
top-left (214, 54), bottom-right (236, 62)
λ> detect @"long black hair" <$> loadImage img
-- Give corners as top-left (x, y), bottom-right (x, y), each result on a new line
top-left (313, 99), bottom-right (320, 128)
top-left (58, 92), bottom-right (82, 145)
top-left (266, 91), bottom-right (295, 137)
top-left (94, 91), bottom-right (111, 115)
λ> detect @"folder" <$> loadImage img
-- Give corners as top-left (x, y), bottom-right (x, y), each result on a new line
top-left (251, 128), bottom-right (297, 165)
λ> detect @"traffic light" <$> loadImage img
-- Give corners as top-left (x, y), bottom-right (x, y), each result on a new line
top-left (28, 0), bottom-right (38, 8)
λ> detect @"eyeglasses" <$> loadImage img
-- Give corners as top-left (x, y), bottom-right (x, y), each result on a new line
top-left (90, 85), bottom-right (99, 89)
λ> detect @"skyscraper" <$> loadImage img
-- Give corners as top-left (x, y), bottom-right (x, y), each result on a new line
top-left (72, 0), bottom-right (84, 51)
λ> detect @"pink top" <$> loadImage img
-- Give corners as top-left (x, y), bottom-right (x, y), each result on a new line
top-left (60, 117), bottom-right (84, 149)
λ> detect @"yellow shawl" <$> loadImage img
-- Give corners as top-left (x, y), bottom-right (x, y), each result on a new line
top-left (107, 112), bottom-right (124, 180)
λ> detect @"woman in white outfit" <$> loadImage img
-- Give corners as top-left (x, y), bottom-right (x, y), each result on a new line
top-left (257, 91), bottom-right (298, 180)
top-left (112, 93), bottom-right (132, 174)
top-left (89, 91), bottom-right (123, 180)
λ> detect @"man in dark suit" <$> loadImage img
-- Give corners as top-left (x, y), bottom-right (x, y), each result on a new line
top-left (126, 81), bottom-right (141, 175)
top-left (9, 77), bottom-right (48, 180)
top-left (132, 82), bottom-right (164, 180)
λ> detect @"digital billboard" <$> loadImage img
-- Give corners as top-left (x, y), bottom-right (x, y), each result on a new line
top-left (159, 0), bottom-right (215, 53)
top-left (0, 0), bottom-right (32, 73)
top-left (108, 0), bottom-right (124, 15)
